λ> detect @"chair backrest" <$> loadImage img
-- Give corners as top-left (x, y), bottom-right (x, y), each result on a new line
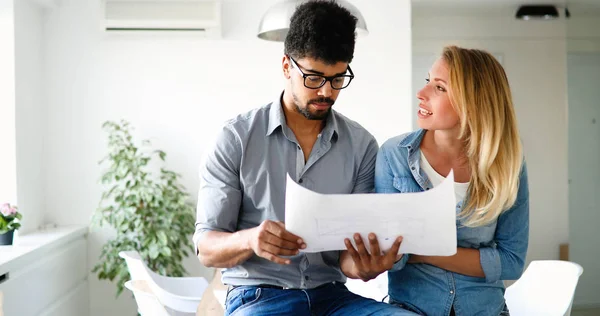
top-left (124, 280), bottom-right (170, 316)
top-left (119, 250), bottom-right (209, 314)
top-left (504, 260), bottom-right (584, 316)
top-left (119, 251), bottom-right (155, 281)
top-left (149, 275), bottom-right (208, 314)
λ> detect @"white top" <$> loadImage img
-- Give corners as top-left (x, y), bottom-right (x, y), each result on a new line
top-left (420, 151), bottom-right (469, 203)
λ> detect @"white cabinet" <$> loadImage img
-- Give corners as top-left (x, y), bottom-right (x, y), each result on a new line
top-left (0, 227), bottom-right (89, 316)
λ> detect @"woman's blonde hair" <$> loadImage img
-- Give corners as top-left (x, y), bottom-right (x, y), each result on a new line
top-left (442, 45), bottom-right (523, 227)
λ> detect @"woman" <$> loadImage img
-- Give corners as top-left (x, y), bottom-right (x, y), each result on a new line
top-left (376, 46), bottom-right (529, 316)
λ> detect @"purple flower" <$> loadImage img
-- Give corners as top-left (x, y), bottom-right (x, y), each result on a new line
top-left (1, 203), bottom-right (17, 217)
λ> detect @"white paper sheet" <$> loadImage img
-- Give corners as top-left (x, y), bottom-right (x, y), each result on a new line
top-left (285, 171), bottom-right (457, 256)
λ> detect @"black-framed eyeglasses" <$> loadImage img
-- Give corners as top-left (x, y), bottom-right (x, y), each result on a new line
top-left (288, 55), bottom-right (354, 90)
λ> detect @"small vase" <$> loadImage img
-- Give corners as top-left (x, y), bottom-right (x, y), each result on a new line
top-left (0, 229), bottom-right (15, 245)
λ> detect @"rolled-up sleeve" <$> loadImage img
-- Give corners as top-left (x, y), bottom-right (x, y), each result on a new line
top-left (480, 163), bottom-right (530, 283)
top-left (193, 125), bottom-right (242, 253)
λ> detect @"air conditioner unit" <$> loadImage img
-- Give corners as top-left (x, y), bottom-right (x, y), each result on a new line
top-left (102, 0), bottom-right (221, 37)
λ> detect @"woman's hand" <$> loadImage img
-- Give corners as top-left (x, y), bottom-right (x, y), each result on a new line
top-left (407, 254), bottom-right (427, 264)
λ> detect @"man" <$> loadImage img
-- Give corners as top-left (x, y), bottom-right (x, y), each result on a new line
top-left (194, 1), bottom-right (413, 315)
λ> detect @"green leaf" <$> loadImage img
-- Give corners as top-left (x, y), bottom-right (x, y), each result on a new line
top-left (92, 119), bottom-right (196, 297)
top-left (161, 247), bottom-right (172, 257)
top-left (148, 244), bottom-right (160, 260)
top-left (157, 231), bottom-right (168, 246)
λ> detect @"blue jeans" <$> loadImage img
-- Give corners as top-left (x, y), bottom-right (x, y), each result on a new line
top-left (225, 282), bottom-right (418, 316)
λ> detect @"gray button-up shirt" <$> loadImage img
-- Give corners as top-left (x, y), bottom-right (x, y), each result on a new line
top-left (194, 93), bottom-right (378, 289)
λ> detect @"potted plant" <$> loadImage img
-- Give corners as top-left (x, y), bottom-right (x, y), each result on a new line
top-left (0, 203), bottom-right (22, 245)
top-left (91, 120), bottom-right (196, 296)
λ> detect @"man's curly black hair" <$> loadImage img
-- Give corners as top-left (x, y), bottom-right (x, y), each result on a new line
top-left (284, 0), bottom-right (358, 64)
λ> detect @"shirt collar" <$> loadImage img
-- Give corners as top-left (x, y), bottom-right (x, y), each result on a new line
top-left (266, 92), bottom-right (287, 136)
top-left (399, 128), bottom-right (427, 148)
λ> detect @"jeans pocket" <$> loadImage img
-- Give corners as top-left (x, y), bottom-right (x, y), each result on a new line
top-left (389, 300), bottom-right (425, 315)
top-left (227, 287), bottom-right (263, 316)
top-left (225, 288), bottom-right (243, 315)
top-left (241, 287), bottom-right (262, 305)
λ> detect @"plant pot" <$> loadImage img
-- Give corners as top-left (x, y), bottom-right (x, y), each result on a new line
top-left (0, 229), bottom-right (14, 245)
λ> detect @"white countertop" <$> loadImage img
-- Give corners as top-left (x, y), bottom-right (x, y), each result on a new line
top-left (0, 225), bottom-right (88, 274)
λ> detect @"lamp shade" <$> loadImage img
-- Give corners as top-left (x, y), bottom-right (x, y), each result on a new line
top-left (515, 5), bottom-right (559, 20)
top-left (257, 0), bottom-right (368, 42)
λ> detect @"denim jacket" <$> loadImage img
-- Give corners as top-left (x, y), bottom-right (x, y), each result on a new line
top-left (375, 129), bottom-right (529, 316)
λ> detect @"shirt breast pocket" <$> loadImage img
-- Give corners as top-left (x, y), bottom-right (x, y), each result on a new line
top-left (392, 176), bottom-right (422, 193)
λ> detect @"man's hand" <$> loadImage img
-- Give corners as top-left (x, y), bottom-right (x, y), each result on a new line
top-left (247, 220), bottom-right (306, 265)
top-left (343, 233), bottom-right (403, 282)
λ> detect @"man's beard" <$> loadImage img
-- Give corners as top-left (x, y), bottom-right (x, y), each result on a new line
top-left (293, 93), bottom-right (335, 120)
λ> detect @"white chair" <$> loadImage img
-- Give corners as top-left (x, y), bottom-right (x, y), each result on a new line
top-left (124, 280), bottom-right (170, 316)
top-left (119, 251), bottom-right (209, 315)
top-left (504, 260), bottom-right (584, 316)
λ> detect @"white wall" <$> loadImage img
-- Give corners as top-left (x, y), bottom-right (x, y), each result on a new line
top-left (42, 0), bottom-right (412, 315)
top-left (567, 12), bottom-right (600, 308)
top-left (14, 0), bottom-right (46, 234)
top-left (412, 7), bottom-right (569, 266)
top-left (568, 53), bottom-right (600, 308)
top-left (0, 0), bottom-right (17, 206)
